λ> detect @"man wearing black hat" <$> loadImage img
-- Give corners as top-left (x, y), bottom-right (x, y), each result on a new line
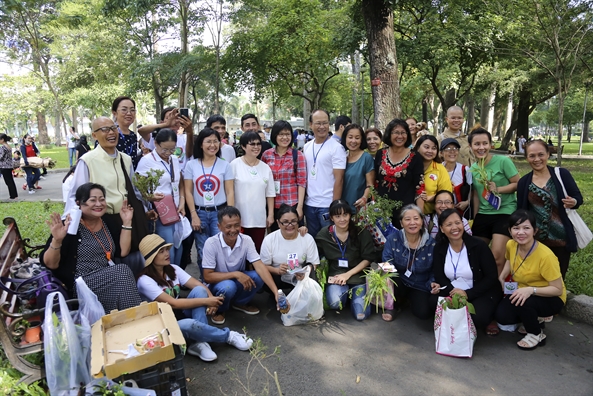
top-left (0, 133), bottom-right (18, 199)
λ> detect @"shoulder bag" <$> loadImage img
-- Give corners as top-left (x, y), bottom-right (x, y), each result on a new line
top-left (555, 167), bottom-right (592, 249)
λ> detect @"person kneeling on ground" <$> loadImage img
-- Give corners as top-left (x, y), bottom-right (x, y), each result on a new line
top-left (316, 200), bottom-right (375, 321)
top-left (137, 234), bottom-right (252, 362)
top-left (495, 209), bottom-right (566, 350)
top-left (202, 206), bottom-right (288, 325)
top-left (260, 204), bottom-right (320, 293)
top-left (382, 204), bottom-right (438, 321)
top-left (41, 182), bottom-right (142, 313)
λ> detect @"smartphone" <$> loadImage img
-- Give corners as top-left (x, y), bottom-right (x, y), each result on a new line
top-left (327, 276), bottom-right (338, 284)
top-left (322, 212), bottom-right (330, 222)
top-left (179, 108), bottom-right (189, 118)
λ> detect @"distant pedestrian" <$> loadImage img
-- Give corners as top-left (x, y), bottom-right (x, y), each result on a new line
top-left (0, 133), bottom-right (18, 200)
top-left (67, 126), bottom-right (80, 167)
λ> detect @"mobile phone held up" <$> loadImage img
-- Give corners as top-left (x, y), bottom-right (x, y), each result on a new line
top-left (179, 108), bottom-right (189, 118)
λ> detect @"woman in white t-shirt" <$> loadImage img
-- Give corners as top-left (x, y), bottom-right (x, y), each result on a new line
top-left (230, 131), bottom-right (276, 252)
top-left (184, 128), bottom-right (234, 275)
top-left (260, 204), bottom-right (320, 292)
top-left (137, 234), bottom-right (252, 362)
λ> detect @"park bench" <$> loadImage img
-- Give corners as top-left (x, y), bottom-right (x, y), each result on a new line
top-left (0, 217), bottom-right (76, 385)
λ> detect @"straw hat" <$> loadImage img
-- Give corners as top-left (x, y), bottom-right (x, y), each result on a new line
top-left (139, 234), bottom-right (173, 267)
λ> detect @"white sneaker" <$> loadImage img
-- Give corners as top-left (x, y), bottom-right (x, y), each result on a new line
top-left (187, 342), bottom-right (217, 361)
top-left (227, 331), bottom-right (253, 351)
top-left (28, 189), bottom-right (35, 194)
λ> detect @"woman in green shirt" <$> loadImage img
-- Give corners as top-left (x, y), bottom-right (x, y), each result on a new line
top-left (469, 126), bottom-right (520, 274)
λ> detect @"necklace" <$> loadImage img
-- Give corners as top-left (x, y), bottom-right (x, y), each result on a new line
top-left (243, 157), bottom-right (258, 167)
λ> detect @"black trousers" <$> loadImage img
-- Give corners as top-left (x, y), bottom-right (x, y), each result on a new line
top-left (393, 277), bottom-right (435, 320)
top-left (1, 168), bottom-right (17, 199)
top-left (496, 294), bottom-right (564, 335)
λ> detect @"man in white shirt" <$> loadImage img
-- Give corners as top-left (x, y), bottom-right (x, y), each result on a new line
top-left (202, 206), bottom-right (283, 325)
top-left (206, 114), bottom-right (236, 162)
top-left (66, 126), bottom-right (80, 167)
top-left (303, 109), bottom-right (347, 237)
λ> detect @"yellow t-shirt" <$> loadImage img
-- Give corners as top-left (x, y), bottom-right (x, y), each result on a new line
top-left (423, 162), bottom-right (452, 214)
top-left (505, 240), bottom-right (566, 303)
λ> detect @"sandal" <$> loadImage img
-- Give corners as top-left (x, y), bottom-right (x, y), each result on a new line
top-left (382, 309), bottom-right (395, 322)
top-left (485, 321), bottom-right (500, 336)
top-left (517, 331), bottom-right (546, 350)
top-left (541, 316), bottom-right (553, 323)
top-left (517, 318), bottom-right (546, 335)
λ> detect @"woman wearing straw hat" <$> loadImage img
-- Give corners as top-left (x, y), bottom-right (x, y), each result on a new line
top-left (137, 234), bottom-right (253, 362)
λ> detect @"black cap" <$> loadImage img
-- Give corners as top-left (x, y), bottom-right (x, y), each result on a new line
top-left (440, 137), bottom-right (460, 151)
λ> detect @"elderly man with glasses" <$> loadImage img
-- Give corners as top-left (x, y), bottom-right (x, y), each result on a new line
top-left (63, 116), bottom-right (150, 271)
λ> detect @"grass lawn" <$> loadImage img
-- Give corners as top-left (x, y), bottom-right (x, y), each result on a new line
top-left (0, 201), bottom-right (65, 245)
top-left (36, 146), bottom-right (71, 169)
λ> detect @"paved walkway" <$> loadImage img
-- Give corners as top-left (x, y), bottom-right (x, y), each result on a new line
top-left (0, 171), bottom-right (66, 202)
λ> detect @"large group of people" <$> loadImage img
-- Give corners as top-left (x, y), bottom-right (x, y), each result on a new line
top-left (10, 97), bottom-right (581, 359)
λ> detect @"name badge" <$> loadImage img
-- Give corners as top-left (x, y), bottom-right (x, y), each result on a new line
top-left (287, 253), bottom-right (298, 270)
top-left (203, 191), bottom-right (215, 206)
top-left (310, 166), bottom-right (317, 180)
top-left (275, 181), bottom-right (281, 194)
top-left (504, 281), bottom-right (518, 295)
top-left (338, 259), bottom-right (348, 268)
top-left (404, 269), bottom-right (412, 278)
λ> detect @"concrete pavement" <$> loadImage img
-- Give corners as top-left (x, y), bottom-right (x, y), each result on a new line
top-left (0, 171), bottom-right (66, 202)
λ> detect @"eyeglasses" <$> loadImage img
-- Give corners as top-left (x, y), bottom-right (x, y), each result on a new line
top-left (158, 147), bottom-right (176, 154)
top-left (443, 147), bottom-right (459, 152)
top-left (118, 108), bottom-right (136, 114)
top-left (93, 125), bottom-right (118, 133)
top-left (436, 200), bottom-right (453, 205)
top-left (278, 133), bottom-right (292, 138)
top-left (392, 131), bottom-right (407, 136)
top-left (247, 142), bottom-right (262, 146)
top-left (313, 122), bottom-right (329, 127)
top-left (278, 220), bottom-right (299, 226)
top-left (83, 198), bottom-right (106, 205)
top-left (203, 140), bottom-right (220, 146)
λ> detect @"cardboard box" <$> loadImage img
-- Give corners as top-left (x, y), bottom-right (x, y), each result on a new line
top-left (91, 302), bottom-right (186, 379)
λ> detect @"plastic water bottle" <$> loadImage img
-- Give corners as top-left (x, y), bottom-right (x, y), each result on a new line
top-left (169, 376), bottom-right (181, 396)
top-left (278, 290), bottom-right (289, 314)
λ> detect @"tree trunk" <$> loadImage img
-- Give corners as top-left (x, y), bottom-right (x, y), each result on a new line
top-left (303, 88), bottom-right (310, 130)
top-left (466, 95), bottom-right (475, 133)
top-left (178, 0), bottom-right (189, 107)
top-left (487, 85), bottom-right (496, 133)
top-left (480, 97), bottom-right (489, 128)
top-left (362, 0), bottom-right (401, 130)
top-left (556, 80), bottom-right (564, 166)
top-left (32, 62), bottom-right (49, 144)
top-left (351, 52), bottom-right (361, 124)
top-left (505, 92), bottom-right (513, 133)
top-left (583, 119), bottom-right (590, 143)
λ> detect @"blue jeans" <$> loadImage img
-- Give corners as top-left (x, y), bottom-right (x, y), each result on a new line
top-left (179, 287), bottom-right (230, 344)
top-left (326, 284), bottom-right (371, 321)
top-left (304, 205), bottom-right (330, 238)
top-left (155, 219), bottom-right (182, 266)
top-left (208, 270), bottom-right (264, 313)
top-left (68, 147), bottom-right (76, 167)
top-left (193, 209), bottom-right (220, 278)
top-left (23, 167), bottom-right (40, 190)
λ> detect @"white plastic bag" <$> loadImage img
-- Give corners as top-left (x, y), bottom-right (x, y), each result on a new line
top-left (281, 267), bottom-right (324, 326)
top-left (75, 276), bottom-right (105, 324)
top-left (434, 297), bottom-right (477, 358)
top-left (43, 291), bottom-right (92, 395)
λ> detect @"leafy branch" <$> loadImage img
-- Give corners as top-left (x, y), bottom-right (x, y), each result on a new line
top-left (439, 294), bottom-right (475, 314)
top-left (356, 186), bottom-right (400, 231)
top-left (133, 169), bottom-right (164, 200)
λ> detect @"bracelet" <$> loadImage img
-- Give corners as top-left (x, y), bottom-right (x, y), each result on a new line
top-left (49, 244), bottom-right (62, 250)
top-left (533, 287), bottom-right (537, 295)
top-left (190, 209), bottom-right (196, 213)
top-left (122, 225), bottom-right (132, 230)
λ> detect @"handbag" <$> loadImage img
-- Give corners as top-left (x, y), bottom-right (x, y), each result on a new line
top-left (554, 167), bottom-right (592, 249)
top-left (0, 270), bottom-right (69, 310)
top-left (434, 297), bottom-right (477, 358)
top-left (154, 194), bottom-right (180, 226)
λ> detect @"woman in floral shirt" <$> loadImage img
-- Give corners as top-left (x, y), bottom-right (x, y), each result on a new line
top-left (374, 119), bottom-right (425, 227)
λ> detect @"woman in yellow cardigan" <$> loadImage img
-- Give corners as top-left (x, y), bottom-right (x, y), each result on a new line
top-left (414, 135), bottom-right (452, 214)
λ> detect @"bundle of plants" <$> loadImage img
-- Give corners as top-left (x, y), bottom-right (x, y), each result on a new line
top-left (439, 293), bottom-right (475, 314)
top-left (362, 262), bottom-right (397, 313)
top-left (356, 187), bottom-right (400, 246)
top-left (133, 169), bottom-right (164, 201)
